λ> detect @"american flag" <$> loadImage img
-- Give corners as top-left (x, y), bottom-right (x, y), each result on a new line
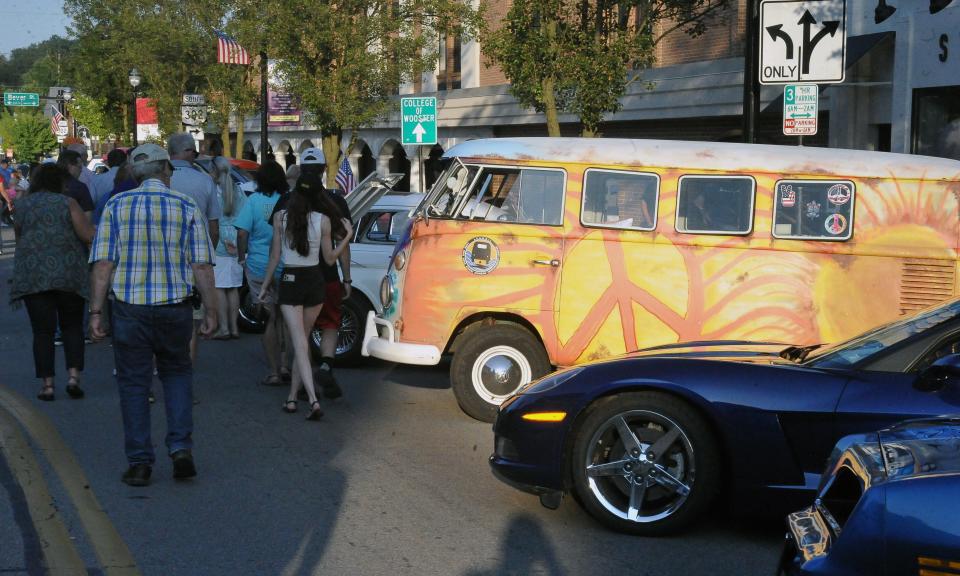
top-left (50, 104), bottom-right (64, 135)
top-left (215, 30), bottom-right (250, 65)
top-left (335, 156), bottom-right (356, 196)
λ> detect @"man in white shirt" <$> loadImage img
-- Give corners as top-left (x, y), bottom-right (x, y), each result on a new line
top-left (90, 149), bottom-right (128, 205)
top-left (167, 132), bottom-right (222, 368)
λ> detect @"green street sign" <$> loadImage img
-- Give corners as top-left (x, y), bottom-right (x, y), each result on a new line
top-left (3, 92), bottom-right (40, 107)
top-left (401, 97), bottom-right (437, 145)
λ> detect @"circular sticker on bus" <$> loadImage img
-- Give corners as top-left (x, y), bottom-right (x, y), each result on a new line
top-left (463, 237), bottom-right (501, 275)
top-left (827, 183), bottom-right (852, 206)
top-left (824, 213), bottom-right (847, 235)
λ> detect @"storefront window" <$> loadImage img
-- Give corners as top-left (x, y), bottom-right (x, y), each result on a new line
top-left (912, 87), bottom-right (960, 160)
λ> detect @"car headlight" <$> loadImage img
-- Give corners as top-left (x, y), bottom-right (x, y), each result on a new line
top-left (518, 366), bottom-right (585, 395)
top-left (380, 275), bottom-right (395, 310)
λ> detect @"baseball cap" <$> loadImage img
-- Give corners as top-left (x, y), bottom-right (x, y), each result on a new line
top-left (300, 147), bottom-right (325, 165)
top-left (129, 143), bottom-right (171, 165)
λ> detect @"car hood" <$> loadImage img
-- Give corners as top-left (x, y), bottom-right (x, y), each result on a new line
top-left (621, 340), bottom-right (795, 365)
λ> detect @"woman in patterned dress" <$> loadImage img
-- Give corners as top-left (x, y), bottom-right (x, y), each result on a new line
top-left (9, 164), bottom-right (95, 400)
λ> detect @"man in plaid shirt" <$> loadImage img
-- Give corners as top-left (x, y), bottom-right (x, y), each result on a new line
top-left (88, 143), bottom-right (218, 487)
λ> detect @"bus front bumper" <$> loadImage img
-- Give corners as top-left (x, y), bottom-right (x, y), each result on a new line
top-left (361, 311), bottom-right (442, 366)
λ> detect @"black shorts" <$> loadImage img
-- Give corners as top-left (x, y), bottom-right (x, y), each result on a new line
top-left (277, 265), bottom-right (326, 307)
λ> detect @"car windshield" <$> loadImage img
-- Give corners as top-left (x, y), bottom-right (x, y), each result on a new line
top-left (805, 299), bottom-right (960, 368)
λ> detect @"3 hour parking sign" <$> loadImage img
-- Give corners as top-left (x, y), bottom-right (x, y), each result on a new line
top-left (759, 0), bottom-right (846, 85)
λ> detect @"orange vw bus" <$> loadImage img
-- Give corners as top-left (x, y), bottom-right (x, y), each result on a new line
top-left (362, 138), bottom-right (960, 421)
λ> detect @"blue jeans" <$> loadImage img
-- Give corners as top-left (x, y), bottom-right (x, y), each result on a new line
top-left (112, 300), bottom-right (194, 465)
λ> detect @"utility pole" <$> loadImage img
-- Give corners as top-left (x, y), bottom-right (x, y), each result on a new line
top-left (742, 0), bottom-right (761, 143)
top-left (260, 51), bottom-right (268, 162)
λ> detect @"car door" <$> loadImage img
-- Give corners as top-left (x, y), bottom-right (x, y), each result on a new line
top-left (835, 334), bottom-right (960, 440)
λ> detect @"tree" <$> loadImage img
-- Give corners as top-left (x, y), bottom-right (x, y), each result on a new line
top-left (485, 0), bottom-right (727, 136)
top-left (0, 111), bottom-right (59, 161)
top-left (234, 0), bottom-right (483, 185)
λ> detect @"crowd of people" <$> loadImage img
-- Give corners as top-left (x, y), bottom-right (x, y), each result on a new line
top-left (5, 138), bottom-right (354, 487)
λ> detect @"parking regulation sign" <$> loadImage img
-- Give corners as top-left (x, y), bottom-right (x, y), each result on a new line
top-left (401, 97), bottom-right (437, 145)
top-left (783, 83), bottom-right (818, 136)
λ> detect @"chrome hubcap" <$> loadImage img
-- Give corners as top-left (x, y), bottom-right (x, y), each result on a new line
top-left (311, 305), bottom-right (360, 356)
top-left (472, 346), bottom-right (532, 405)
top-left (584, 411), bottom-right (694, 523)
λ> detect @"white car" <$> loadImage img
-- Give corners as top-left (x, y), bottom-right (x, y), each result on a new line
top-left (310, 191), bottom-right (424, 362)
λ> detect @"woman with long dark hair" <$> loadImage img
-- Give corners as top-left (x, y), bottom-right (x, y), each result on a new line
top-left (260, 174), bottom-right (352, 420)
top-left (9, 164), bottom-right (95, 400)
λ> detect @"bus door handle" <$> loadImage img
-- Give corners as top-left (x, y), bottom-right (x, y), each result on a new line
top-left (532, 258), bottom-right (561, 267)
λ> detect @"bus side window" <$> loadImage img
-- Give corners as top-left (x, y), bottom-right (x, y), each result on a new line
top-left (582, 169), bottom-right (659, 231)
top-left (676, 176), bottom-right (755, 235)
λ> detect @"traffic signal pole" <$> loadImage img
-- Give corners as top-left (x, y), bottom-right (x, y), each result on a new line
top-left (742, 0), bottom-right (761, 143)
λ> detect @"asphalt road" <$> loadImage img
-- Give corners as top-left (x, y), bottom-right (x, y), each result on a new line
top-left (0, 229), bottom-right (784, 576)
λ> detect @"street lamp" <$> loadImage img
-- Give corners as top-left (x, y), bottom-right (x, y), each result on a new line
top-left (61, 87), bottom-right (76, 138)
top-left (128, 68), bottom-right (142, 146)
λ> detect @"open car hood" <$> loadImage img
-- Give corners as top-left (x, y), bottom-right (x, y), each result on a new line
top-left (346, 173), bottom-right (404, 222)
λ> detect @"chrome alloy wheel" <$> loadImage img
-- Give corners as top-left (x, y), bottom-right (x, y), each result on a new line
top-left (471, 345), bottom-right (533, 405)
top-left (584, 410), bottom-right (694, 523)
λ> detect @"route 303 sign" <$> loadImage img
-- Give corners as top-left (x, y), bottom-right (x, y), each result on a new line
top-left (759, 0), bottom-right (846, 85)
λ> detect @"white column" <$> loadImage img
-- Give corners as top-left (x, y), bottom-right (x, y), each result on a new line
top-left (460, 0), bottom-right (482, 89)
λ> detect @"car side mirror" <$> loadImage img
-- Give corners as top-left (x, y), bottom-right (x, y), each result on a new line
top-left (915, 354), bottom-right (960, 392)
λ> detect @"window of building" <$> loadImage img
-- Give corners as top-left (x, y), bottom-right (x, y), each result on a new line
top-left (582, 169), bottom-right (659, 231)
top-left (912, 86), bottom-right (960, 160)
top-left (675, 176), bottom-right (755, 235)
top-left (772, 180), bottom-right (855, 241)
top-left (437, 34), bottom-right (462, 91)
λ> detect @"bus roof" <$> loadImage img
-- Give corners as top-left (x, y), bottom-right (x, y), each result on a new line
top-left (443, 138), bottom-right (960, 182)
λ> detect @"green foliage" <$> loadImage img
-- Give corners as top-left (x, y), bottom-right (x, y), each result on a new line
top-left (0, 111), bottom-right (58, 160)
top-left (485, 0), bottom-right (726, 136)
top-left (67, 93), bottom-right (113, 140)
top-left (235, 0), bottom-right (482, 152)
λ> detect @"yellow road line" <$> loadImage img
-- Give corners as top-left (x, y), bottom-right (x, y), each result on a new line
top-left (0, 405), bottom-right (87, 575)
top-left (0, 385), bottom-right (141, 576)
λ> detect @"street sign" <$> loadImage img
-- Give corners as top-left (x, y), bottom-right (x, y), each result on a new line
top-left (182, 94), bottom-right (206, 105)
top-left (3, 92), bottom-right (40, 106)
top-left (56, 120), bottom-right (68, 136)
top-left (401, 97), bottom-right (437, 145)
top-left (181, 105), bottom-right (207, 126)
top-left (783, 83), bottom-right (818, 135)
top-left (759, 0), bottom-right (846, 85)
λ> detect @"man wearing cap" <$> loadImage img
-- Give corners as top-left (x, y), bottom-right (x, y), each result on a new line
top-left (88, 143), bottom-right (217, 487)
top-left (271, 147), bottom-right (352, 399)
top-left (66, 142), bottom-right (96, 190)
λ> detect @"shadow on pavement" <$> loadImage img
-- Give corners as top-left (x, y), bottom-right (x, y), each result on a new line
top-left (463, 513), bottom-right (566, 576)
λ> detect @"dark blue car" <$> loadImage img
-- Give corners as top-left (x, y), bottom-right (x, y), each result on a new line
top-left (490, 299), bottom-right (960, 535)
top-left (778, 417), bottom-right (960, 575)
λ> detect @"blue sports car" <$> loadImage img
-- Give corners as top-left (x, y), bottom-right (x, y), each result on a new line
top-left (490, 299), bottom-right (960, 535)
top-left (778, 417), bottom-right (960, 575)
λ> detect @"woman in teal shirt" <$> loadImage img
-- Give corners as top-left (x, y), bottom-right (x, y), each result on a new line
top-left (235, 160), bottom-right (289, 385)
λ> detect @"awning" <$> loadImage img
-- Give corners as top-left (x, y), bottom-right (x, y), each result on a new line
top-left (761, 31), bottom-right (895, 115)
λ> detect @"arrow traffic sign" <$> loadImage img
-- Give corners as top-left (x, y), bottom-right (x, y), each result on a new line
top-left (759, 0), bottom-right (846, 85)
top-left (401, 97), bottom-right (437, 146)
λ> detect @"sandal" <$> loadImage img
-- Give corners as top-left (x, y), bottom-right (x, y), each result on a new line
top-left (37, 384), bottom-right (55, 401)
top-left (306, 400), bottom-right (323, 421)
top-left (260, 373), bottom-right (283, 387)
top-left (282, 400), bottom-right (298, 413)
top-left (66, 377), bottom-right (85, 399)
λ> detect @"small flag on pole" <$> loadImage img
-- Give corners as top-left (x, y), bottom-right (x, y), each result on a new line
top-left (50, 104), bottom-right (64, 135)
top-left (335, 156), bottom-right (356, 196)
top-left (215, 30), bottom-right (250, 65)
